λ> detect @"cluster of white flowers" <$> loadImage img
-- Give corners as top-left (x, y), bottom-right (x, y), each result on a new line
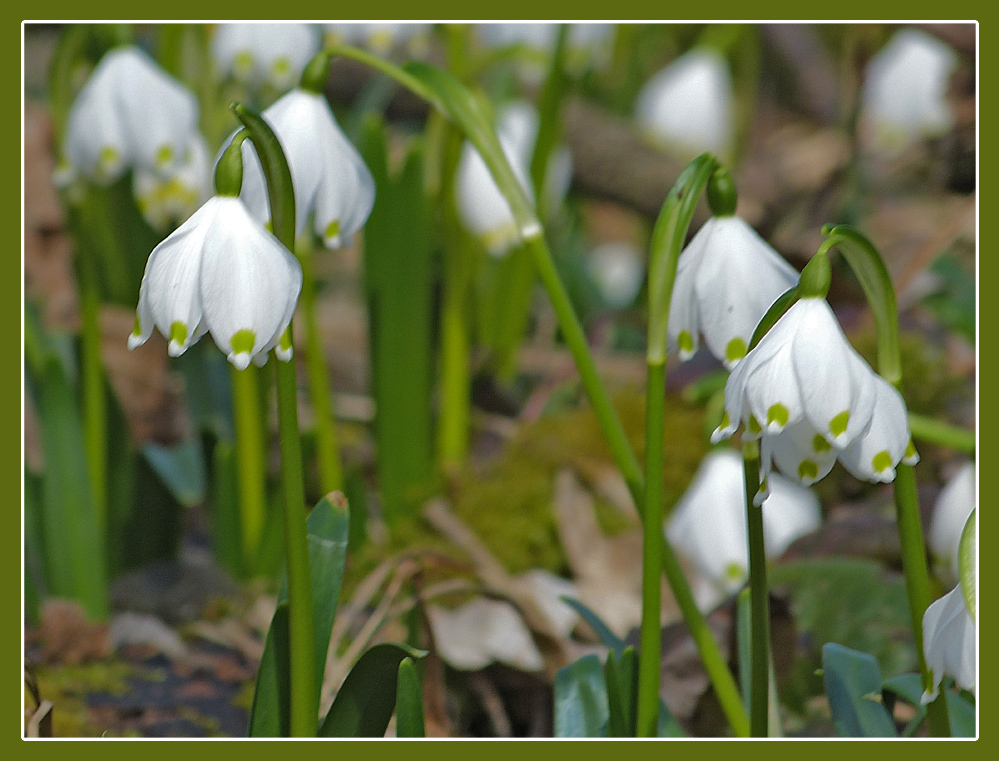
top-left (324, 23), bottom-right (432, 57)
top-left (211, 23), bottom-right (320, 92)
top-left (455, 100), bottom-right (572, 256)
top-left (57, 46), bottom-right (210, 229)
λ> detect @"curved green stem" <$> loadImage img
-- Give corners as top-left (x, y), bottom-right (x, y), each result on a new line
top-left (636, 360), bottom-right (665, 737)
top-left (233, 102), bottom-right (317, 736)
top-left (742, 443), bottom-right (770, 737)
top-left (230, 364), bottom-right (267, 573)
top-left (298, 240), bottom-right (343, 494)
top-left (823, 225), bottom-right (950, 737)
top-left (313, 52), bottom-right (749, 737)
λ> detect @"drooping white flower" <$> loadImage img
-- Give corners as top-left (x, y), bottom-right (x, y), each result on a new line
top-left (455, 101), bottom-right (572, 256)
top-left (60, 46), bottom-right (199, 186)
top-left (211, 23), bottom-right (320, 92)
top-left (232, 89), bottom-right (375, 250)
top-left (714, 297), bottom-right (881, 448)
top-left (635, 48), bottom-right (734, 160)
top-left (666, 449), bottom-right (821, 611)
top-left (668, 216), bottom-right (799, 369)
top-left (921, 584), bottom-right (976, 703)
top-left (129, 195), bottom-right (303, 370)
top-left (861, 28), bottom-right (958, 154)
top-left (929, 462), bottom-right (976, 585)
top-left (588, 241), bottom-right (645, 309)
top-left (756, 373), bottom-right (919, 498)
top-left (134, 134), bottom-right (213, 230)
top-left (324, 23), bottom-right (432, 57)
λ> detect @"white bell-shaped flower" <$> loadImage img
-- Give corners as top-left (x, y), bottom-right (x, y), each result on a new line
top-left (232, 89), bottom-right (375, 250)
top-left (635, 48), bottom-right (734, 160)
top-left (666, 449), bottom-right (821, 611)
top-left (921, 584), bottom-right (976, 703)
top-left (713, 297), bottom-right (880, 449)
top-left (929, 462), bottom-right (976, 585)
top-left (455, 101), bottom-right (572, 256)
top-left (211, 23), bottom-right (320, 92)
top-left (860, 28), bottom-right (958, 154)
top-left (756, 374), bottom-right (919, 499)
top-left (61, 46), bottom-right (199, 185)
top-left (134, 134), bottom-right (213, 230)
top-left (129, 195), bottom-right (303, 370)
top-left (588, 241), bottom-right (645, 309)
top-left (668, 216), bottom-right (799, 369)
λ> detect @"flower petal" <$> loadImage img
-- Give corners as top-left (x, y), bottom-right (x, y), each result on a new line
top-left (921, 585), bottom-right (976, 701)
top-left (198, 198), bottom-right (303, 368)
top-left (838, 376), bottom-right (912, 482)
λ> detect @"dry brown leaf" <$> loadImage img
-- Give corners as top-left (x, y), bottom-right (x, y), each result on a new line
top-left (35, 599), bottom-right (110, 665)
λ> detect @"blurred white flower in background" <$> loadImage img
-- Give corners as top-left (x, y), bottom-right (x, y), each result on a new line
top-left (928, 462), bottom-right (976, 585)
top-left (134, 134), bottom-right (212, 230)
top-left (666, 449), bottom-right (821, 611)
top-left (324, 23), bottom-right (432, 57)
top-left (230, 88), bottom-right (375, 250)
top-left (59, 46), bottom-right (199, 186)
top-left (860, 28), bottom-right (958, 154)
top-left (668, 216), bottom-right (798, 369)
top-left (478, 23), bottom-right (615, 80)
top-left (455, 100), bottom-right (572, 256)
top-left (212, 23), bottom-right (320, 92)
top-left (635, 48), bottom-right (734, 160)
top-left (588, 241), bottom-right (645, 310)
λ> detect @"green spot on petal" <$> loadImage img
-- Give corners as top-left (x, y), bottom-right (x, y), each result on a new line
top-left (798, 460), bottom-right (818, 481)
top-left (234, 50), bottom-right (254, 74)
top-left (131, 314), bottom-right (142, 337)
top-left (872, 450), bottom-right (893, 473)
top-left (767, 404), bottom-right (789, 428)
top-left (719, 410), bottom-right (731, 430)
top-left (272, 57), bottom-right (291, 77)
top-left (324, 219), bottom-right (341, 241)
top-left (748, 415), bottom-right (762, 434)
top-left (231, 329), bottom-right (256, 356)
top-left (170, 321), bottom-right (188, 346)
top-left (905, 440), bottom-right (918, 459)
top-left (724, 562), bottom-right (743, 583)
top-left (812, 434), bottom-right (832, 453)
top-left (678, 330), bottom-right (694, 354)
top-left (99, 146), bottom-right (119, 170)
top-left (830, 410), bottom-right (850, 437)
top-left (725, 337), bottom-right (747, 364)
top-left (279, 330), bottom-right (293, 352)
top-left (155, 144), bottom-right (174, 168)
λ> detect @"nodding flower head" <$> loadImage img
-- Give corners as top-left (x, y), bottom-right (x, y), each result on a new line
top-left (455, 101), bottom-right (572, 256)
top-left (129, 195), bottom-right (302, 370)
top-left (60, 46), bottom-right (199, 186)
top-left (712, 297), bottom-right (917, 501)
top-left (212, 23), bottom-right (320, 92)
top-left (134, 134), bottom-right (213, 230)
top-left (668, 216), bottom-right (799, 369)
top-left (928, 462), bottom-right (976, 586)
top-left (230, 88), bottom-right (375, 251)
top-left (921, 583), bottom-right (975, 704)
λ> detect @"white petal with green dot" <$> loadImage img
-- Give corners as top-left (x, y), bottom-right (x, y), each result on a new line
top-left (198, 197), bottom-right (302, 369)
top-left (764, 419), bottom-right (837, 487)
top-left (838, 376), bottom-right (913, 483)
top-left (210, 24), bottom-right (319, 91)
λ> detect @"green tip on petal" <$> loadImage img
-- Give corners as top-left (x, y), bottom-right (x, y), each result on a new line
top-left (812, 434), bottom-right (832, 453)
top-left (131, 314), bottom-right (142, 338)
top-left (748, 415), bottom-right (762, 435)
top-left (155, 144), bottom-right (174, 169)
top-left (168, 321), bottom-right (188, 356)
top-left (904, 440), bottom-right (919, 463)
top-left (230, 328), bottom-right (256, 356)
top-left (798, 459), bottom-right (819, 481)
top-left (829, 410), bottom-right (850, 438)
top-left (871, 450), bottom-right (893, 473)
top-left (324, 219), bottom-right (341, 242)
top-left (767, 403), bottom-right (789, 429)
top-left (724, 562), bottom-right (744, 583)
top-left (725, 338), bottom-right (746, 364)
